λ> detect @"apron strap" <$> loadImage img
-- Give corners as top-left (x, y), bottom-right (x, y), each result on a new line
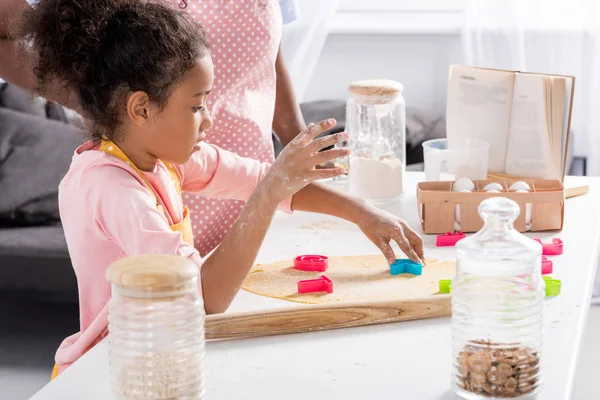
top-left (99, 137), bottom-right (183, 219)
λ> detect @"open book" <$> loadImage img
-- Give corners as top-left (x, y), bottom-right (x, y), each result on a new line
top-left (446, 65), bottom-right (575, 180)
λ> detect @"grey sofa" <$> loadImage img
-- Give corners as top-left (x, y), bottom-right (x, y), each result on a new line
top-left (0, 84), bottom-right (81, 302)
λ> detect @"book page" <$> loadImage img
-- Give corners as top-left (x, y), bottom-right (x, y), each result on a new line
top-left (560, 77), bottom-right (574, 176)
top-left (549, 77), bottom-right (566, 176)
top-left (446, 65), bottom-right (515, 173)
top-left (505, 74), bottom-right (559, 179)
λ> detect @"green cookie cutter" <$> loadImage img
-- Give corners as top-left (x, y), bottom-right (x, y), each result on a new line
top-left (438, 277), bottom-right (561, 297)
top-left (543, 275), bottom-right (562, 297)
top-left (439, 279), bottom-right (452, 294)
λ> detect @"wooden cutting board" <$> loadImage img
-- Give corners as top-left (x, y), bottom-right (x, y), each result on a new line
top-left (205, 255), bottom-right (455, 340)
top-left (205, 295), bottom-right (450, 340)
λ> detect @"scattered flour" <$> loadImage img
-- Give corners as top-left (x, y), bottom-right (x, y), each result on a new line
top-left (298, 220), bottom-right (356, 231)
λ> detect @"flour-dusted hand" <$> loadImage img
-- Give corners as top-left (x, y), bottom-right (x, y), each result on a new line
top-left (356, 206), bottom-right (425, 266)
top-left (263, 119), bottom-right (349, 201)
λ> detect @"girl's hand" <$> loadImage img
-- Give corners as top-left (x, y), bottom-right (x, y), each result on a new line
top-left (356, 205), bottom-right (425, 266)
top-left (264, 119), bottom-right (349, 201)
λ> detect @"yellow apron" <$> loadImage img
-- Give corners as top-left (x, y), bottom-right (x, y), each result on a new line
top-left (99, 137), bottom-right (194, 245)
top-left (51, 138), bottom-right (194, 380)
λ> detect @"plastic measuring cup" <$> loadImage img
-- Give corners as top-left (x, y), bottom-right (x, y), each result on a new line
top-left (422, 138), bottom-right (489, 181)
top-left (422, 138), bottom-right (452, 181)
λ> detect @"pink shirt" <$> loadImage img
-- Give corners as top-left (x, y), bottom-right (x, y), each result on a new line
top-left (55, 141), bottom-right (291, 372)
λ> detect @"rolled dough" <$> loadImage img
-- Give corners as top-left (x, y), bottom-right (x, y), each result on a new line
top-left (242, 255), bottom-right (456, 305)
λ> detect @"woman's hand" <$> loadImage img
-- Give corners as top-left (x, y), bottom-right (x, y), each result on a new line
top-left (263, 119), bottom-right (349, 202)
top-left (355, 205), bottom-right (425, 266)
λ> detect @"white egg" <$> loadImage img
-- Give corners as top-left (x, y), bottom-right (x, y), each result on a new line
top-left (455, 189), bottom-right (472, 222)
top-left (510, 181), bottom-right (531, 191)
top-left (516, 189), bottom-right (532, 224)
top-left (453, 178), bottom-right (475, 192)
top-left (483, 182), bottom-right (504, 191)
top-left (486, 189), bottom-right (501, 193)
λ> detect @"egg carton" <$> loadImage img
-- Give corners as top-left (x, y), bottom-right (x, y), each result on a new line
top-left (417, 178), bottom-right (564, 234)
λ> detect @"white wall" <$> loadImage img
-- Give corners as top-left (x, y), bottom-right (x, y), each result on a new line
top-left (301, 0), bottom-right (464, 115)
top-left (301, 0), bottom-right (588, 161)
top-left (303, 33), bottom-right (462, 115)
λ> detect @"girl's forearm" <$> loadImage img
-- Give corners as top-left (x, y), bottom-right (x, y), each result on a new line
top-left (200, 183), bottom-right (279, 314)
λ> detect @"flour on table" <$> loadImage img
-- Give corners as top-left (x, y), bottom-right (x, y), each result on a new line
top-left (298, 220), bottom-right (357, 231)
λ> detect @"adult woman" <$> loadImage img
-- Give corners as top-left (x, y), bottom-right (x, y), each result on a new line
top-left (173, 0), bottom-right (307, 254)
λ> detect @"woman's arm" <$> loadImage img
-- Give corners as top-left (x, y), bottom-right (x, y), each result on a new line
top-left (271, 45), bottom-right (306, 146)
top-left (0, 0), bottom-right (26, 37)
top-left (0, 39), bottom-right (80, 110)
top-left (0, 0), bottom-right (81, 111)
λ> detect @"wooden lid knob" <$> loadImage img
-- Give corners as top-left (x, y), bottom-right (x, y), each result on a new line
top-left (106, 254), bottom-right (198, 293)
top-left (348, 79), bottom-right (403, 98)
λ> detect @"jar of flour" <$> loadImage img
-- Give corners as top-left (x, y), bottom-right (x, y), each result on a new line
top-left (346, 79), bottom-right (406, 204)
top-left (106, 255), bottom-right (206, 400)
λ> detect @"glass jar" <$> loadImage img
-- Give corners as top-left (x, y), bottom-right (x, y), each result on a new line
top-left (452, 197), bottom-right (544, 399)
top-left (346, 79), bottom-right (406, 204)
top-left (106, 254), bottom-right (206, 400)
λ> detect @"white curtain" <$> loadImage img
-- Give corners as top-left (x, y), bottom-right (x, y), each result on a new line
top-left (462, 0), bottom-right (600, 177)
top-left (463, 0), bottom-right (600, 299)
top-left (280, 0), bottom-right (340, 103)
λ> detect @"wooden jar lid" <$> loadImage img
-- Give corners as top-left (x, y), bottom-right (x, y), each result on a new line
top-left (348, 79), bottom-right (403, 98)
top-left (106, 254), bottom-right (198, 293)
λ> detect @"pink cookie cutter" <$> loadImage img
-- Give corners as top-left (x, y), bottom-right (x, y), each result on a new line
top-left (293, 255), bottom-right (328, 272)
top-left (436, 231), bottom-right (466, 247)
top-left (297, 275), bottom-right (333, 294)
top-left (541, 256), bottom-right (553, 275)
top-left (534, 238), bottom-right (563, 256)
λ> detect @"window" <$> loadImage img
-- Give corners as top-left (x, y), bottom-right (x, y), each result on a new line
top-left (339, 0), bottom-right (465, 13)
top-left (331, 0), bottom-right (465, 34)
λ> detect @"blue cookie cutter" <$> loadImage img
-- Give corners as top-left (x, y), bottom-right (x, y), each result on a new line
top-left (390, 259), bottom-right (423, 276)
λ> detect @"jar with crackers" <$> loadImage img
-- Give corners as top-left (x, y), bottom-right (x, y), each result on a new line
top-left (452, 197), bottom-right (544, 399)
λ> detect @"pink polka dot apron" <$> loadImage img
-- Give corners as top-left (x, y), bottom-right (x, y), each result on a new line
top-left (173, 0), bottom-right (282, 256)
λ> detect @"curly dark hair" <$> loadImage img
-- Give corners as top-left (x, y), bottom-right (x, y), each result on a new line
top-left (16, 0), bottom-right (209, 141)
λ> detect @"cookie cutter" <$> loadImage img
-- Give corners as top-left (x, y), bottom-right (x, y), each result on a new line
top-left (438, 277), bottom-right (561, 297)
top-left (534, 238), bottom-right (563, 256)
top-left (294, 255), bottom-right (328, 272)
top-left (436, 231), bottom-right (466, 247)
top-left (543, 275), bottom-right (562, 297)
top-left (390, 259), bottom-right (422, 276)
top-left (541, 256), bottom-right (553, 275)
top-left (297, 275), bottom-right (333, 294)
top-left (439, 279), bottom-right (452, 294)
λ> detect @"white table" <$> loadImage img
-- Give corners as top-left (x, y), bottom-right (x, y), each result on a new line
top-left (31, 173), bottom-right (600, 400)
